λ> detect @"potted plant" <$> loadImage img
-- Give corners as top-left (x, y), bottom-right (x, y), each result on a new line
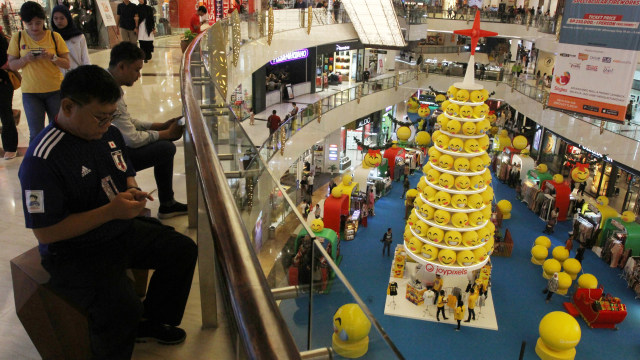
top-left (181, 30), bottom-right (198, 53)
top-left (328, 164), bottom-right (337, 175)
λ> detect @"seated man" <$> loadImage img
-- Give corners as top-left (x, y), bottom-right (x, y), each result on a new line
top-left (108, 42), bottom-right (187, 219)
top-left (18, 65), bottom-right (198, 358)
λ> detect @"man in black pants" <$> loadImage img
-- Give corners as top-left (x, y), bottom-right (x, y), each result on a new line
top-left (18, 66), bottom-right (197, 359)
top-left (382, 228), bottom-right (393, 256)
top-left (109, 42), bottom-right (188, 219)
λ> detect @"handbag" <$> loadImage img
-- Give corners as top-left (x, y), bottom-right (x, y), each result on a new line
top-left (5, 69), bottom-right (21, 89)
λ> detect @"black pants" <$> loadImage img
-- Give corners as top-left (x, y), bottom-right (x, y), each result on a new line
top-left (139, 40), bottom-right (154, 61)
top-left (457, 319), bottom-right (461, 329)
top-left (382, 242), bottom-right (391, 256)
top-left (127, 141), bottom-right (176, 205)
top-left (42, 217), bottom-right (198, 359)
top-left (546, 290), bottom-right (554, 301)
top-left (0, 76), bottom-right (17, 152)
top-left (466, 308), bottom-right (475, 321)
top-left (436, 306), bottom-right (447, 320)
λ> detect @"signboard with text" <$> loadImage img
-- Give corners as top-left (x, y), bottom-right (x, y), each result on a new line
top-left (548, 44), bottom-right (637, 122)
top-left (559, 0), bottom-right (640, 50)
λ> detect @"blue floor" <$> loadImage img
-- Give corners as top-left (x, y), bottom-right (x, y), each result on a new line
top-left (281, 166), bottom-right (640, 359)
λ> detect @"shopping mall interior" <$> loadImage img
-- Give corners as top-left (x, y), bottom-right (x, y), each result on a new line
top-left (2, 0), bottom-right (640, 359)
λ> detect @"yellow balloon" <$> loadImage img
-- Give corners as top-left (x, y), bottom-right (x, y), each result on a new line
top-left (331, 187), bottom-right (343, 198)
top-left (397, 126), bottom-right (411, 141)
top-left (553, 174), bottom-right (564, 184)
top-left (535, 236), bottom-right (552, 249)
top-left (438, 248), bottom-right (457, 265)
top-left (415, 131), bottom-right (431, 146)
top-left (311, 219), bottom-right (325, 232)
top-left (512, 135), bottom-right (528, 150)
top-left (577, 273), bottom-right (598, 289)
top-left (622, 210), bottom-right (636, 223)
top-left (342, 174), bottom-right (353, 185)
top-left (531, 245), bottom-right (549, 264)
top-left (538, 312), bottom-right (581, 352)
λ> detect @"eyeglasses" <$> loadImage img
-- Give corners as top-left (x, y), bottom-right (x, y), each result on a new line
top-left (68, 97), bottom-right (116, 126)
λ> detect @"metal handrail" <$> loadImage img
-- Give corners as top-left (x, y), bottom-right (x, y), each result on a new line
top-left (181, 32), bottom-right (301, 360)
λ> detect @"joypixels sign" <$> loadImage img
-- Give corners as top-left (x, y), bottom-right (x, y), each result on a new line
top-left (269, 49), bottom-right (309, 65)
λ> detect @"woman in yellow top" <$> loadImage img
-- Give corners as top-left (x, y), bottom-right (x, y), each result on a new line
top-left (436, 289), bottom-right (448, 321)
top-left (454, 299), bottom-right (465, 331)
top-left (465, 288), bottom-right (478, 322)
top-left (432, 274), bottom-right (443, 305)
top-left (8, 2), bottom-right (69, 143)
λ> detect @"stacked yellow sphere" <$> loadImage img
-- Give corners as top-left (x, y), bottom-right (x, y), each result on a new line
top-left (531, 245), bottom-right (549, 265)
top-left (542, 259), bottom-right (561, 279)
top-left (577, 274), bottom-right (598, 289)
top-left (562, 259), bottom-right (582, 280)
top-left (536, 311), bottom-right (581, 360)
top-left (535, 236), bottom-right (552, 249)
top-left (552, 246), bottom-right (570, 264)
top-left (403, 84), bottom-right (493, 270)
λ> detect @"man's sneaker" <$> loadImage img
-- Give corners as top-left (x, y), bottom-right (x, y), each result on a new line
top-left (136, 321), bottom-right (187, 345)
top-left (158, 202), bottom-right (188, 219)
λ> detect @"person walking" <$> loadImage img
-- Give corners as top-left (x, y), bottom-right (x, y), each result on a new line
top-left (0, 26), bottom-right (18, 160)
top-left (543, 208), bottom-right (559, 234)
top-left (544, 272), bottom-right (559, 303)
top-left (51, 5), bottom-right (90, 75)
top-left (436, 290), bottom-right (448, 321)
top-left (575, 243), bottom-right (586, 263)
top-left (361, 203), bottom-right (368, 227)
top-left (565, 234), bottom-right (574, 252)
top-left (267, 109), bottom-right (281, 136)
top-left (8, 1), bottom-right (70, 143)
top-left (381, 228), bottom-right (393, 256)
top-left (368, 188), bottom-right (376, 216)
top-left (454, 298), bottom-right (465, 331)
top-left (116, 0), bottom-right (139, 44)
top-left (136, 0), bottom-right (156, 63)
top-left (464, 288), bottom-right (478, 322)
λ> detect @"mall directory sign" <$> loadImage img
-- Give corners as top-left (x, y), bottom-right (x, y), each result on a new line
top-left (559, 0), bottom-right (640, 51)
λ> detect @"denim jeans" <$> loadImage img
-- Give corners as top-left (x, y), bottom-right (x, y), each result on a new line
top-left (126, 140), bottom-right (177, 205)
top-left (22, 91), bottom-right (61, 143)
top-left (0, 79), bottom-right (17, 152)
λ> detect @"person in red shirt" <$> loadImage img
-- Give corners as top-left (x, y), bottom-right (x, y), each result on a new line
top-left (190, 6), bottom-right (207, 34)
top-left (267, 110), bottom-right (281, 135)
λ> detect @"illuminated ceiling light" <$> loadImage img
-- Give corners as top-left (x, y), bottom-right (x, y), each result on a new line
top-left (341, 0), bottom-right (406, 47)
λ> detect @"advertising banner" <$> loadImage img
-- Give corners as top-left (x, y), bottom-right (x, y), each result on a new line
top-left (559, 0), bottom-right (640, 50)
top-left (548, 43), bottom-right (637, 122)
top-left (96, 0), bottom-right (116, 27)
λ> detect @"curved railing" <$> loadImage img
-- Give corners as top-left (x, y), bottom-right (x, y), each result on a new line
top-left (181, 10), bottom-right (405, 360)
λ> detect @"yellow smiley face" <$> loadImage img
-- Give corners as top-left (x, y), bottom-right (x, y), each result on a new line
top-left (438, 173), bottom-right (455, 189)
top-left (481, 206), bottom-right (492, 222)
top-left (455, 175), bottom-right (471, 190)
top-left (427, 226), bottom-right (445, 243)
top-left (427, 169), bottom-right (441, 183)
top-left (571, 166), bottom-right (589, 183)
top-left (454, 157), bottom-right (470, 172)
top-left (433, 209), bottom-right (451, 225)
top-left (462, 230), bottom-right (479, 246)
top-left (477, 135), bottom-right (490, 151)
top-left (477, 228), bottom-right (491, 243)
top-left (446, 119), bottom-right (462, 134)
top-left (407, 211), bottom-right (419, 227)
top-left (428, 147), bottom-right (442, 165)
top-left (447, 86), bottom-right (458, 99)
top-left (467, 193), bottom-right (484, 209)
top-left (470, 157), bottom-right (484, 172)
top-left (480, 153), bottom-right (491, 167)
top-left (423, 186), bottom-right (437, 201)
top-left (482, 171), bottom-right (492, 184)
top-left (469, 211), bottom-right (484, 226)
top-left (438, 248), bottom-right (457, 265)
top-left (446, 103), bottom-right (459, 117)
top-left (622, 211), bottom-right (636, 223)
top-left (414, 196), bottom-right (424, 209)
top-left (459, 105), bottom-right (474, 118)
top-left (421, 244), bottom-right (439, 261)
top-left (485, 221), bottom-right (496, 236)
top-left (470, 175), bottom-right (485, 190)
top-left (407, 237), bottom-right (423, 253)
top-left (457, 250), bottom-right (476, 266)
top-left (553, 174), bottom-right (564, 184)
top-left (486, 112), bottom-right (497, 124)
top-left (414, 220), bottom-right (429, 236)
top-left (484, 238), bottom-right (495, 255)
top-left (476, 119), bottom-right (491, 134)
top-left (481, 89), bottom-right (489, 101)
top-left (310, 219), bottom-right (324, 232)
top-left (418, 105), bottom-right (431, 118)
top-left (363, 152), bottom-right (382, 168)
top-left (456, 89), bottom-right (470, 102)
top-left (445, 230), bottom-right (463, 246)
top-left (448, 138), bottom-right (464, 152)
top-left (481, 187), bottom-right (494, 204)
top-left (420, 203), bottom-right (435, 219)
top-left (462, 121), bottom-right (477, 135)
top-left (397, 126), bottom-right (411, 141)
top-left (438, 154), bottom-right (454, 170)
top-left (435, 94), bottom-right (447, 103)
top-left (415, 131), bottom-right (431, 146)
top-left (435, 134), bottom-right (450, 149)
top-left (451, 213), bottom-right (469, 228)
top-left (435, 191), bottom-right (451, 207)
top-left (464, 139), bottom-right (480, 153)
top-left (474, 105), bottom-right (488, 118)
top-left (470, 90), bottom-right (484, 103)
top-left (437, 114), bottom-right (449, 128)
top-left (452, 194), bottom-right (468, 209)
top-left (474, 246), bottom-right (488, 262)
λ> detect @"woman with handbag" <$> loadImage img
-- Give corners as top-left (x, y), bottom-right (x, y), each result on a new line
top-left (51, 5), bottom-right (90, 74)
top-left (136, 0), bottom-right (156, 63)
top-left (7, 2), bottom-right (70, 143)
top-left (1, 26), bottom-right (19, 159)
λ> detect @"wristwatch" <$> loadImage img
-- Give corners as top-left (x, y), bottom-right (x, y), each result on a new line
top-left (51, 55), bottom-right (58, 62)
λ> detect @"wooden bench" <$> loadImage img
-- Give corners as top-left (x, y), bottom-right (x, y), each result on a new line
top-left (11, 247), bottom-right (148, 359)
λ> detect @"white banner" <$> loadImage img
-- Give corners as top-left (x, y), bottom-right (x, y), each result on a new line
top-left (97, 0), bottom-right (117, 27)
top-left (548, 43), bottom-right (637, 122)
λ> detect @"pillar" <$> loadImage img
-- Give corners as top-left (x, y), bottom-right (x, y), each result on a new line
top-left (510, 40), bottom-right (519, 62)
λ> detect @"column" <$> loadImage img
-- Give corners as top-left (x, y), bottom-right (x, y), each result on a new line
top-left (510, 40), bottom-right (519, 63)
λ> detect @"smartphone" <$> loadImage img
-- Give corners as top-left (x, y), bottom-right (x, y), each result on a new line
top-left (31, 50), bottom-right (42, 56)
top-left (177, 117), bottom-right (186, 126)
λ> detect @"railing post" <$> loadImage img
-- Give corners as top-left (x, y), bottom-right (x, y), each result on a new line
top-left (196, 173), bottom-right (218, 328)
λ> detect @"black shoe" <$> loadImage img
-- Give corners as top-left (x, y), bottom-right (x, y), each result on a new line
top-left (136, 321), bottom-right (186, 345)
top-left (443, 317), bottom-right (448, 320)
top-left (158, 202), bottom-right (188, 219)
top-left (464, 320), bottom-right (470, 323)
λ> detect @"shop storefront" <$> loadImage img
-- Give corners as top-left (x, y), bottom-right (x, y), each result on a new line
top-left (315, 41), bottom-right (365, 93)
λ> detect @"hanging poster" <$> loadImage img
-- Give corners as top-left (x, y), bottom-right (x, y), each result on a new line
top-left (547, 43), bottom-right (637, 122)
top-left (559, 0), bottom-right (640, 50)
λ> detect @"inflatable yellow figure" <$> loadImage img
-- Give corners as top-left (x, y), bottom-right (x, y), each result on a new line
top-left (407, 96), bottom-right (420, 113)
top-left (333, 304), bottom-right (372, 358)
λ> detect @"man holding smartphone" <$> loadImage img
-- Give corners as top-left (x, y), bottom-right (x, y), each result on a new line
top-left (108, 42), bottom-right (187, 219)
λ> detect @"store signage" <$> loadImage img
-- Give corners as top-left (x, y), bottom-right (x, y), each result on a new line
top-left (356, 117), bottom-right (372, 128)
top-left (385, 106), bottom-right (393, 112)
top-left (96, 0), bottom-right (116, 27)
top-left (329, 144), bottom-right (338, 161)
top-left (336, 44), bottom-right (351, 51)
top-left (577, 144), bottom-right (612, 162)
top-left (548, 44), bottom-right (637, 122)
top-left (269, 49), bottom-right (309, 65)
top-left (560, 0), bottom-right (640, 51)
top-left (423, 262), bottom-right (468, 276)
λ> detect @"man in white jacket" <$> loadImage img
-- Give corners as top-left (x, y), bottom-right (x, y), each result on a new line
top-left (108, 42), bottom-right (187, 218)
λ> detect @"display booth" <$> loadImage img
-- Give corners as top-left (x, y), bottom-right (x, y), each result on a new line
top-left (290, 225), bottom-right (342, 292)
top-left (573, 203), bottom-right (601, 247)
top-left (512, 154), bottom-right (536, 184)
top-left (572, 288), bottom-right (627, 329)
top-left (598, 216), bottom-right (640, 257)
top-left (323, 193), bottom-right (350, 237)
top-left (540, 180), bottom-right (571, 222)
top-left (527, 169), bottom-right (553, 184)
top-left (383, 145), bottom-right (406, 182)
